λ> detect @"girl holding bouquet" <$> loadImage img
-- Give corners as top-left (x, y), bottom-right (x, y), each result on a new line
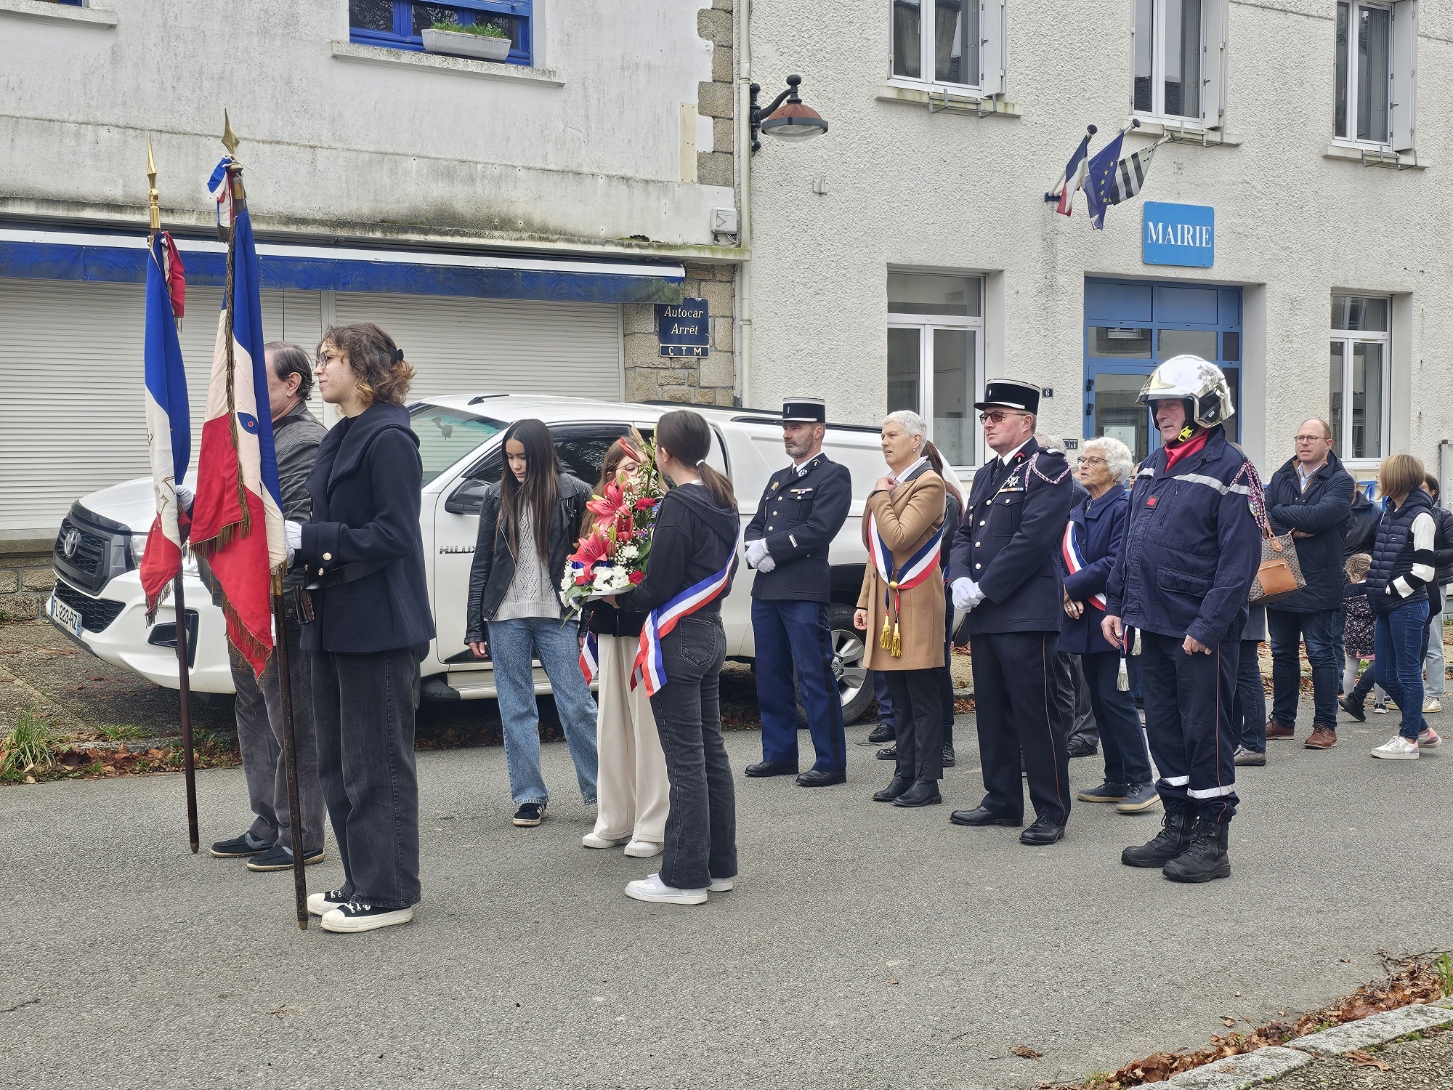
top-left (464, 419), bottom-right (599, 828)
top-left (615, 410), bottom-right (740, 905)
top-left (580, 439), bottom-right (670, 858)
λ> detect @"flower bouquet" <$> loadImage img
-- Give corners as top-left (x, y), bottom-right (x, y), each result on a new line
top-left (559, 437), bottom-right (664, 620)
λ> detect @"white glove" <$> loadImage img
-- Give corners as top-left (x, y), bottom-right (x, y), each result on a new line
top-left (176, 485), bottom-right (195, 512)
top-left (756, 552), bottom-right (776, 573)
top-left (284, 520), bottom-right (302, 567)
top-left (745, 539), bottom-right (769, 568)
top-left (951, 577), bottom-right (985, 612)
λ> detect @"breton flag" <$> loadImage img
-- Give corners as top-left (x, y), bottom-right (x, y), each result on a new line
top-left (139, 233), bottom-right (190, 620)
top-left (1085, 132), bottom-right (1166, 230)
top-left (190, 156), bottom-right (285, 676)
top-left (1045, 126), bottom-right (1095, 216)
top-left (1107, 140), bottom-right (1161, 205)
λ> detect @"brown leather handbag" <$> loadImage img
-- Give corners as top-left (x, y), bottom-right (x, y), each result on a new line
top-left (1250, 529), bottom-right (1305, 604)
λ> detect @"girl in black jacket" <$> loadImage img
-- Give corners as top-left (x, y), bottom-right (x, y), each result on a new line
top-left (617, 410), bottom-right (740, 905)
top-left (464, 419), bottom-right (598, 827)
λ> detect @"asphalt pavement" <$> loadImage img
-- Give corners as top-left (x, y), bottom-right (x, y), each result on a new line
top-left (2, 706), bottom-right (1452, 1090)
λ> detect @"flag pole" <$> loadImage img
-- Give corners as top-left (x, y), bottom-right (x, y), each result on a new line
top-left (149, 139), bottom-right (200, 854)
top-left (271, 571), bottom-right (308, 930)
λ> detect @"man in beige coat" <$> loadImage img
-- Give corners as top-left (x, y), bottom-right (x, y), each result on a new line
top-left (856, 410), bottom-right (947, 808)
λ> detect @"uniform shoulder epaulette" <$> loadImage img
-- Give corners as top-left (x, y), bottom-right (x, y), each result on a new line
top-left (1028, 449), bottom-right (1072, 485)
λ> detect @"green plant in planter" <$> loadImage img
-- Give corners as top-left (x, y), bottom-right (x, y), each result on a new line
top-left (430, 19), bottom-right (508, 38)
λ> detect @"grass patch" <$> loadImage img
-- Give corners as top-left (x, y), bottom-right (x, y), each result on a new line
top-left (0, 707), bottom-right (57, 777)
top-left (94, 724), bottom-right (147, 742)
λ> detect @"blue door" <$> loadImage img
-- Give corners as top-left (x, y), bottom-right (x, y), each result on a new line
top-left (1083, 279), bottom-right (1241, 465)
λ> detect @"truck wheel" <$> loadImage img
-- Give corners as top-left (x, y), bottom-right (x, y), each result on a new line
top-left (795, 602), bottom-right (874, 726)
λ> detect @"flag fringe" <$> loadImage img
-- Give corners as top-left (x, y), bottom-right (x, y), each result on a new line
top-left (220, 596), bottom-right (271, 678)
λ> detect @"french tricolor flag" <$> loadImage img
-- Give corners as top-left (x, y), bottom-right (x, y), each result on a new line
top-left (140, 233), bottom-right (190, 620)
top-left (1045, 127), bottom-right (1095, 217)
top-left (190, 157), bottom-right (285, 676)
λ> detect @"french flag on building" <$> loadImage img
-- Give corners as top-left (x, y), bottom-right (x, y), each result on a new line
top-left (190, 157), bottom-right (285, 676)
top-left (1045, 126), bottom-right (1096, 216)
top-left (140, 233), bottom-right (190, 620)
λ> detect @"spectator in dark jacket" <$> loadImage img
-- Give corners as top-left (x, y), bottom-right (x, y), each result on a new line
top-left (1345, 487), bottom-right (1380, 559)
top-left (294, 322), bottom-right (434, 934)
top-left (1419, 473), bottom-right (1453, 715)
top-left (1262, 419), bottom-right (1354, 750)
top-left (1061, 436), bottom-right (1156, 813)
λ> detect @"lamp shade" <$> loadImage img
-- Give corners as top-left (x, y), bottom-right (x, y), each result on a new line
top-left (761, 102), bottom-right (828, 143)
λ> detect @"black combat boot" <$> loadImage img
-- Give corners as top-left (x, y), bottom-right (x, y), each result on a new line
top-left (1121, 804), bottom-right (1196, 868)
top-left (1162, 819), bottom-right (1231, 883)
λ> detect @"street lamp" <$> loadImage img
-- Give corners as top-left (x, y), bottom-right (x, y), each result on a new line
top-left (749, 74), bottom-right (829, 152)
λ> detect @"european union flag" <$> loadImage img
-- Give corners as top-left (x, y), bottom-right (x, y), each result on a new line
top-left (1083, 131), bottom-right (1125, 231)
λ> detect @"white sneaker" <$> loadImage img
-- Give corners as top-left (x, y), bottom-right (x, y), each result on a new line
top-left (1423, 698), bottom-right (1443, 714)
top-left (1420, 728), bottom-right (1442, 748)
top-left (307, 888), bottom-right (348, 917)
top-left (582, 832), bottom-right (630, 849)
top-left (625, 873), bottom-right (707, 905)
top-left (1370, 736), bottom-right (1420, 760)
top-left (1373, 702), bottom-right (1389, 714)
top-left (623, 839), bottom-right (663, 858)
top-left (708, 877), bottom-right (734, 893)
top-left (320, 900), bottom-right (415, 932)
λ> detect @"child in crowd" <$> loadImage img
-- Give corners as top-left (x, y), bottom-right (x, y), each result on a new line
top-left (1338, 553), bottom-right (1388, 719)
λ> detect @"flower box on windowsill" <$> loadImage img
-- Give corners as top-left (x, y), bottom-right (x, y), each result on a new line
top-left (421, 28), bottom-right (510, 62)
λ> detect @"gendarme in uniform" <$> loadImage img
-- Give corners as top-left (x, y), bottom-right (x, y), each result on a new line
top-left (743, 397), bottom-right (853, 786)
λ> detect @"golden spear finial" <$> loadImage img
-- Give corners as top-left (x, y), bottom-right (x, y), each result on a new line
top-left (221, 110), bottom-right (239, 158)
top-left (147, 136), bottom-right (161, 234)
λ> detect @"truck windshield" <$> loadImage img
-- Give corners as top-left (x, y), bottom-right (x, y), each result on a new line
top-left (408, 406), bottom-right (506, 485)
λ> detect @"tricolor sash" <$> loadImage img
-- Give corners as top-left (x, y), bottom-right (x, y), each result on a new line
top-left (867, 511), bottom-right (943, 657)
top-left (579, 631), bottom-right (599, 685)
top-left (1061, 521), bottom-right (1107, 610)
top-left (632, 531), bottom-right (742, 695)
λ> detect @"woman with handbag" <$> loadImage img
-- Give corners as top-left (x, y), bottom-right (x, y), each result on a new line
top-left (465, 419), bottom-right (600, 828)
top-left (294, 322), bottom-right (434, 933)
top-left (1364, 454), bottom-right (1438, 760)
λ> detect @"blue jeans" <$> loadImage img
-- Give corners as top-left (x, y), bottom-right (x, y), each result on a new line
top-left (1081, 651), bottom-right (1152, 786)
top-left (1267, 608), bottom-right (1340, 729)
top-left (1373, 599), bottom-right (1431, 740)
top-left (488, 617), bottom-right (599, 806)
top-left (1234, 639), bottom-right (1267, 752)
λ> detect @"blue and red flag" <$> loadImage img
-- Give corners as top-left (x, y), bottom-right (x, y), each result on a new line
top-left (190, 158), bottom-right (285, 676)
top-left (140, 233), bottom-right (190, 620)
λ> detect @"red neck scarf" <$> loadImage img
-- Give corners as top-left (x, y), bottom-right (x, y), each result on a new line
top-left (1163, 429), bottom-right (1209, 470)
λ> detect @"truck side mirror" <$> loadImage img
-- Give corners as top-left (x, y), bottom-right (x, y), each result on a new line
top-left (444, 478), bottom-right (488, 515)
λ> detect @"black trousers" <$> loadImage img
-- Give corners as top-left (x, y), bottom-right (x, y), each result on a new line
top-left (970, 631), bottom-right (1071, 825)
top-left (1140, 630), bottom-right (1239, 824)
top-left (883, 668), bottom-right (943, 783)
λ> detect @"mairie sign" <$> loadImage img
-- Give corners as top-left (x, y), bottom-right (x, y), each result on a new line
top-left (1142, 202), bottom-right (1214, 268)
top-left (657, 298), bottom-right (709, 358)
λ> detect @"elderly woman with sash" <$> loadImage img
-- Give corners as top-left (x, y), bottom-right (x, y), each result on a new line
top-left (856, 410), bottom-right (947, 809)
top-left (1060, 436), bottom-right (1158, 814)
top-left (614, 410), bottom-right (741, 906)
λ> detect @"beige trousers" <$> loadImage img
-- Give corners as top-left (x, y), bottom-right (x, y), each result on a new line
top-left (592, 634), bottom-right (670, 843)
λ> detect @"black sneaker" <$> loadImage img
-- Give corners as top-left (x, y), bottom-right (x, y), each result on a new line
top-left (876, 743), bottom-right (898, 761)
top-left (319, 900), bottom-right (415, 933)
top-left (245, 844), bottom-right (326, 871)
top-left (209, 832), bottom-right (272, 858)
top-left (513, 802), bottom-right (546, 827)
top-left (867, 724), bottom-right (895, 744)
top-left (942, 744), bottom-right (956, 768)
top-left (307, 888), bottom-right (349, 917)
top-left (1338, 695), bottom-right (1367, 722)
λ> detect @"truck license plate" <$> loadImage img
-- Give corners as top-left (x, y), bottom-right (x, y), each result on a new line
top-left (48, 593), bottom-right (82, 639)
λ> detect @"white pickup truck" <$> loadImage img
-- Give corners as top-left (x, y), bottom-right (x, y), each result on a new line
top-left (46, 395), bottom-right (896, 722)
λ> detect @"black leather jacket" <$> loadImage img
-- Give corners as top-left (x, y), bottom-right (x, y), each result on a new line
top-left (464, 473), bottom-right (592, 643)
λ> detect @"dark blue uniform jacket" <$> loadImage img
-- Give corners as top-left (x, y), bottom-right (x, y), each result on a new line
top-left (1059, 487), bottom-right (1128, 656)
top-left (1105, 425), bottom-right (1260, 647)
top-left (744, 453), bottom-right (851, 603)
top-left (298, 402), bottom-right (435, 655)
top-left (948, 438), bottom-right (1074, 636)
top-left (1264, 450), bottom-right (1354, 614)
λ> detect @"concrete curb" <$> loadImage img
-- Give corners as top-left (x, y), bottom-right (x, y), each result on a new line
top-left (1133, 999), bottom-right (1453, 1089)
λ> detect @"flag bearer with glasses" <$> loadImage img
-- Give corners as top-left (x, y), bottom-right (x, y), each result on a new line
top-left (946, 379), bottom-right (1076, 846)
top-left (743, 397), bottom-right (854, 787)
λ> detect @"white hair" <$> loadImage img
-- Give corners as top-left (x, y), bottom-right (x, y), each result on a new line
top-left (883, 409), bottom-right (928, 443)
top-left (1034, 432), bottom-right (1066, 453)
top-left (1084, 435), bottom-right (1135, 485)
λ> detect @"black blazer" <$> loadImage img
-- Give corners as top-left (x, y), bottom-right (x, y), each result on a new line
top-left (297, 402), bottom-right (435, 655)
top-left (744, 453), bottom-right (852, 603)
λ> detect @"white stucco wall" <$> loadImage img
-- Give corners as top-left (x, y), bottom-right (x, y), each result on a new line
top-left (747, 0), bottom-right (1453, 474)
top-left (0, 0), bottom-right (731, 248)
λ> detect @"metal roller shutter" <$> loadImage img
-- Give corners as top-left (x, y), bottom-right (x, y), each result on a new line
top-left (329, 292), bottom-right (622, 402)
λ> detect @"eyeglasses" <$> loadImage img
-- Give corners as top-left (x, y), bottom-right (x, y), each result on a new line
top-left (1078, 456), bottom-right (1107, 467)
top-left (1294, 434), bottom-right (1331, 444)
top-left (978, 410), bottom-right (1029, 425)
top-left (315, 350), bottom-right (346, 371)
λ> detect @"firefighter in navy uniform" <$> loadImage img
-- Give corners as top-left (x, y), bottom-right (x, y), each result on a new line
top-left (743, 397), bottom-right (854, 786)
top-left (946, 379), bottom-right (1076, 846)
top-left (1103, 356), bottom-right (1262, 883)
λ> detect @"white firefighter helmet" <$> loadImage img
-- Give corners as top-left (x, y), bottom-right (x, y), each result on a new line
top-left (1137, 354), bottom-right (1235, 429)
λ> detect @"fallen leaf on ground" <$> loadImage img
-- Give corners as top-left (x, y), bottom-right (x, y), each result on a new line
top-left (1347, 1049), bottom-right (1391, 1070)
top-left (1011, 1044), bottom-right (1043, 1059)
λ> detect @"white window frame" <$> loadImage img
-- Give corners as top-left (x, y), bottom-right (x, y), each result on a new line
top-left (888, 283), bottom-right (985, 468)
top-left (1334, 0), bottom-right (1395, 150)
top-left (1329, 301), bottom-right (1391, 461)
top-left (1130, 0), bottom-right (1228, 130)
top-left (887, 0), bottom-right (1006, 97)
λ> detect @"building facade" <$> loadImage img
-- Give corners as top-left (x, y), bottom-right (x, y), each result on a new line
top-left (745, 0), bottom-right (1450, 487)
top-left (0, 0), bottom-right (743, 615)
